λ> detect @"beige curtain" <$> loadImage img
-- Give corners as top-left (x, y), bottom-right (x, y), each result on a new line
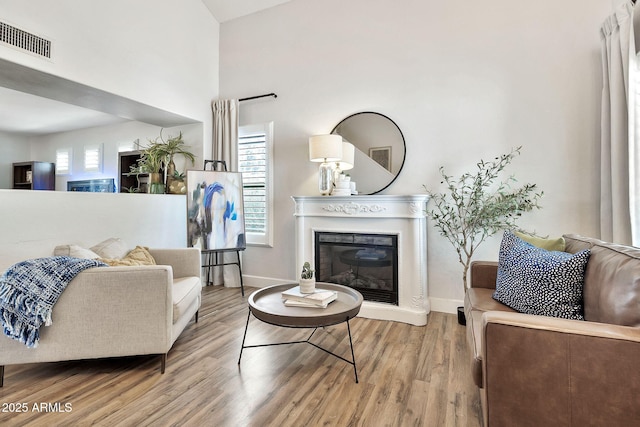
top-left (212, 99), bottom-right (239, 171)
top-left (600, 2), bottom-right (634, 245)
top-left (211, 99), bottom-right (241, 287)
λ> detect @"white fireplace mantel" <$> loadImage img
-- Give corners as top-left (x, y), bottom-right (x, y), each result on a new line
top-left (292, 194), bottom-right (430, 326)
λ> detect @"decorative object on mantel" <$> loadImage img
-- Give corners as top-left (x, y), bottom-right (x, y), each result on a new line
top-left (333, 174), bottom-right (352, 196)
top-left (299, 261), bottom-right (316, 293)
top-left (425, 146), bottom-right (543, 323)
top-left (309, 134), bottom-right (343, 195)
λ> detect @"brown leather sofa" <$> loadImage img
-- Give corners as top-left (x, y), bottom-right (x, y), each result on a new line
top-left (464, 234), bottom-right (640, 427)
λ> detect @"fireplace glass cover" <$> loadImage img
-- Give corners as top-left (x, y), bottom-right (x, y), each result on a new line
top-left (314, 232), bottom-right (398, 304)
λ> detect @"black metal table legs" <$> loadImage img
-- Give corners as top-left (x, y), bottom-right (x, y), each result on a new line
top-left (238, 310), bottom-right (359, 383)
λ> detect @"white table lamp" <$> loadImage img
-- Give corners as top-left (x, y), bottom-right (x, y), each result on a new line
top-left (337, 140), bottom-right (355, 172)
top-left (309, 134), bottom-right (343, 195)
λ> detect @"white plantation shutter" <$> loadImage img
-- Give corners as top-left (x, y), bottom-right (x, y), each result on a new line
top-left (56, 147), bottom-right (71, 175)
top-left (239, 133), bottom-right (267, 232)
top-left (238, 123), bottom-right (274, 246)
top-left (84, 144), bottom-right (102, 173)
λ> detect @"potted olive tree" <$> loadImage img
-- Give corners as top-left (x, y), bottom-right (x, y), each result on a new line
top-left (425, 146), bottom-right (543, 324)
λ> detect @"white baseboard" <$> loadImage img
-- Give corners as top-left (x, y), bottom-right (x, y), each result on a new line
top-left (429, 297), bottom-right (464, 315)
top-left (243, 275), bottom-right (293, 289)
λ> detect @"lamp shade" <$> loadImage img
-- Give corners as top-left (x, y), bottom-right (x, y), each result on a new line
top-left (309, 134), bottom-right (343, 162)
top-left (340, 141), bottom-right (355, 171)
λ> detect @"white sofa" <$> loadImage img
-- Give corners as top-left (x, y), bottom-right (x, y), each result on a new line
top-left (0, 247), bottom-right (202, 386)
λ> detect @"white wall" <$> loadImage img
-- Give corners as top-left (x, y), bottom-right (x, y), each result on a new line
top-left (0, 0), bottom-right (219, 158)
top-left (220, 0), bottom-right (612, 311)
top-left (0, 131), bottom-right (30, 188)
top-left (0, 190), bottom-right (186, 271)
top-left (0, 1), bottom-right (219, 271)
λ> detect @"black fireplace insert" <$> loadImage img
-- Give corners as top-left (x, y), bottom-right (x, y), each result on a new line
top-left (314, 231), bottom-right (398, 304)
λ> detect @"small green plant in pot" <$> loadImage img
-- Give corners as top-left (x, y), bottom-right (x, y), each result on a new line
top-left (299, 262), bottom-right (315, 294)
top-left (425, 146), bottom-right (543, 299)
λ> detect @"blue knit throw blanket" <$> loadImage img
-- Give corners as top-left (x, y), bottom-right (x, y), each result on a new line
top-left (0, 256), bottom-right (106, 348)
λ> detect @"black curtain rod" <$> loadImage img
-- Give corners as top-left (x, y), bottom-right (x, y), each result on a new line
top-left (239, 93), bottom-right (277, 102)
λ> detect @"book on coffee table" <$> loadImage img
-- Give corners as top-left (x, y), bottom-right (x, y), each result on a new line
top-left (283, 296), bottom-right (336, 308)
top-left (281, 286), bottom-right (337, 308)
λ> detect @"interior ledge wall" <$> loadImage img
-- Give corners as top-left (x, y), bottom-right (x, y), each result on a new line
top-left (0, 190), bottom-right (187, 271)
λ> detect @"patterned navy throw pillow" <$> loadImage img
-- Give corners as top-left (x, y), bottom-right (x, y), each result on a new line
top-left (492, 230), bottom-right (591, 320)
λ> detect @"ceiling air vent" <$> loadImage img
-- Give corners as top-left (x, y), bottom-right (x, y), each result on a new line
top-left (0, 21), bottom-right (51, 59)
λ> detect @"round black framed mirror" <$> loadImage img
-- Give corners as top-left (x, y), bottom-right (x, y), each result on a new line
top-left (331, 111), bottom-right (406, 195)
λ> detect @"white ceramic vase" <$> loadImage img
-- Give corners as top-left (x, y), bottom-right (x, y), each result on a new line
top-left (299, 278), bottom-right (316, 294)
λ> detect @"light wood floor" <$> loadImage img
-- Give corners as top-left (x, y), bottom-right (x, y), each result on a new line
top-left (0, 286), bottom-right (482, 427)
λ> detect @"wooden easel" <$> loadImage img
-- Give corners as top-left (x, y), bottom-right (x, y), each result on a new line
top-left (200, 160), bottom-right (245, 296)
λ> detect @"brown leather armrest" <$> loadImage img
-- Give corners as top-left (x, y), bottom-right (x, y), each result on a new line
top-left (470, 261), bottom-right (498, 289)
top-left (482, 311), bottom-right (640, 342)
top-left (481, 311), bottom-right (640, 426)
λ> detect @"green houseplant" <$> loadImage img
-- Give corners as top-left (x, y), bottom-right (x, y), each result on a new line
top-left (155, 130), bottom-right (195, 194)
top-left (155, 131), bottom-right (196, 177)
top-left (132, 130), bottom-right (196, 194)
top-left (137, 143), bottom-right (165, 194)
top-left (425, 146), bottom-right (543, 297)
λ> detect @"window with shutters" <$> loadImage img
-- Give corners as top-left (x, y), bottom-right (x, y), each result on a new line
top-left (56, 147), bottom-right (72, 175)
top-left (84, 144), bottom-right (102, 173)
top-left (238, 122), bottom-right (274, 247)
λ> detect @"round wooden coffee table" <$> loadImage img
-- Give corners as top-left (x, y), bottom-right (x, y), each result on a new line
top-left (238, 283), bottom-right (363, 382)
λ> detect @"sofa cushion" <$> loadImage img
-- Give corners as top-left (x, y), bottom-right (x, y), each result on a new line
top-left (464, 288), bottom-right (516, 388)
top-left (53, 244), bottom-right (100, 259)
top-left (172, 277), bottom-right (201, 324)
top-left (514, 231), bottom-right (565, 252)
top-left (99, 246), bottom-right (156, 266)
top-left (583, 244), bottom-right (640, 326)
top-left (91, 237), bottom-right (130, 259)
top-left (493, 231), bottom-right (590, 320)
top-left (563, 234), bottom-right (605, 254)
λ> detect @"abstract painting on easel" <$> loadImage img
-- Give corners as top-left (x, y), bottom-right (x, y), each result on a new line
top-left (186, 171), bottom-right (246, 250)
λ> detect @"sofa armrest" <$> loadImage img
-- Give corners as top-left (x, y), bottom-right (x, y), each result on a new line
top-left (149, 247), bottom-right (201, 278)
top-left (470, 261), bottom-right (498, 289)
top-left (481, 311), bottom-right (640, 426)
top-left (483, 311), bottom-right (640, 340)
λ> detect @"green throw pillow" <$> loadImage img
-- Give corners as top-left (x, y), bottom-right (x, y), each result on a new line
top-left (514, 231), bottom-right (566, 252)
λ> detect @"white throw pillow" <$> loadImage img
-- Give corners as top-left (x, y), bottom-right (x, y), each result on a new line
top-left (53, 244), bottom-right (100, 259)
top-left (91, 237), bottom-right (130, 259)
